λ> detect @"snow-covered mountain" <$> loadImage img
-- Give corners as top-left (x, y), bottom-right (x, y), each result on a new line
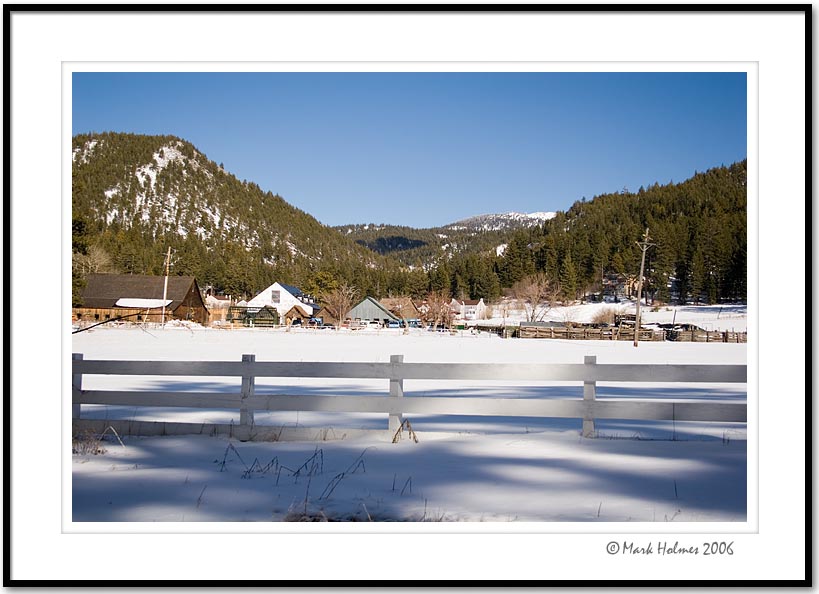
top-left (335, 211), bottom-right (558, 267)
top-left (71, 132), bottom-right (391, 296)
top-left (447, 211), bottom-right (557, 231)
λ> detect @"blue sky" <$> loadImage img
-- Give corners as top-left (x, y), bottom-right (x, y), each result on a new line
top-left (73, 71), bottom-right (746, 228)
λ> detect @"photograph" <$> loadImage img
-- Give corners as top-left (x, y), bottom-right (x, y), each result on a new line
top-left (5, 5), bottom-right (808, 587)
top-left (69, 70), bottom-right (750, 525)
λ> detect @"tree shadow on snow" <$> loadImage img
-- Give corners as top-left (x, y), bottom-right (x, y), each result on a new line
top-left (78, 379), bottom-right (746, 437)
top-left (71, 430), bottom-right (747, 523)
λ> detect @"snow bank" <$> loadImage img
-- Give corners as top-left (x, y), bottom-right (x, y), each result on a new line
top-left (484, 302), bottom-right (748, 332)
top-left (71, 325), bottom-right (747, 524)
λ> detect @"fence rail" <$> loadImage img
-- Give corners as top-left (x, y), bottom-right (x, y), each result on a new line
top-left (72, 353), bottom-right (747, 441)
top-left (517, 325), bottom-right (747, 342)
top-left (518, 326), bottom-right (665, 341)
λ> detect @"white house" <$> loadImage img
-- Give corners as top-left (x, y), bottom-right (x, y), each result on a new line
top-left (450, 298), bottom-right (487, 321)
top-left (246, 282), bottom-right (320, 321)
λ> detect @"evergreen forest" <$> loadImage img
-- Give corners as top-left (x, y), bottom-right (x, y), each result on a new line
top-left (72, 132), bottom-right (747, 307)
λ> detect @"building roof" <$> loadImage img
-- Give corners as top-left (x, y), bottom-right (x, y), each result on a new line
top-left (379, 297), bottom-right (420, 318)
top-left (346, 297), bottom-right (400, 322)
top-left (279, 283), bottom-right (303, 297)
top-left (81, 274), bottom-right (203, 310)
top-left (205, 294), bottom-right (232, 308)
top-left (248, 281), bottom-right (319, 311)
top-left (284, 304), bottom-right (313, 318)
top-left (115, 298), bottom-right (172, 308)
top-left (451, 298), bottom-right (485, 308)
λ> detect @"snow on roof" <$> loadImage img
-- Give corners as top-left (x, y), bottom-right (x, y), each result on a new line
top-left (285, 303), bottom-right (314, 317)
top-left (81, 274), bottom-right (200, 310)
top-left (115, 298), bottom-right (172, 308)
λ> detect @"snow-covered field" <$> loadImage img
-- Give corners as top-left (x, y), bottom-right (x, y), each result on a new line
top-left (486, 301), bottom-right (748, 333)
top-left (71, 304), bottom-right (748, 525)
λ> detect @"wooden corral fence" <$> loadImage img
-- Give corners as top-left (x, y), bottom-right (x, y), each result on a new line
top-left (518, 325), bottom-right (747, 343)
top-left (667, 329), bottom-right (747, 343)
top-left (518, 325), bottom-right (665, 341)
top-left (72, 353), bottom-right (746, 442)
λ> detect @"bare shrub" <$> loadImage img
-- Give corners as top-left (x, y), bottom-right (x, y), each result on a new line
top-left (591, 307), bottom-right (617, 326)
top-left (72, 426), bottom-right (126, 456)
top-left (72, 430), bottom-right (106, 455)
top-left (511, 273), bottom-right (559, 322)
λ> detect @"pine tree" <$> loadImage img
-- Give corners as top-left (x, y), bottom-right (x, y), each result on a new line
top-left (559, 252), bottom-right (578, 302)
top-left (72, 133), bottom-right (746, 307)
top-left (428, 261), bottom-right (451, 293)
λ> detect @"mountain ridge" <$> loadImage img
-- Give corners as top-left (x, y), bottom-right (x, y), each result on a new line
top-left (333, 211), bottom-right (556, 268)
top-left (72, 131), bottom-right (747, 307)
top-left (71, 132), bottom-right (407, 301)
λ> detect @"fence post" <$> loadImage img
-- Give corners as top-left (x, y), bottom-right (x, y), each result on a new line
top-left (240, 354), bottom-right (255, 427)
top-left (582, 355), bottom-right (596, 438)
top-left (389, 354), bottom-right (404, 434)
top-left (72, 353), bottom-right (83, 419)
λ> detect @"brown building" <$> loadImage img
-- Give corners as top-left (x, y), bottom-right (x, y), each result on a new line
top-left (205, 293), bottom-right (234, 325)
top-left (73, 274), bottom-right (209, 326)
top-left (379, 297), bottom-right (420, 321)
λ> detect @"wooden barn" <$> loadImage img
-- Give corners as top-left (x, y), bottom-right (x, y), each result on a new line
top-left (283, 303), bottom-right (314, 325)
top-left (346, 297), bottom-right (400, 325)
top-left (380, 297), bottom-right (420, 322)
top-left (73, 274), bottom-right (209, 326)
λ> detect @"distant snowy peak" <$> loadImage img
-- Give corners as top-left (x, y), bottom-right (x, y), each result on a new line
top-left (448, 211), bottom-right (557, 231)
top-left (524, 211), bottom-right (558, 221)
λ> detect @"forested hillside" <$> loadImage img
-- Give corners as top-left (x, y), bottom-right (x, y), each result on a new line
top-left (72, 132), bottom-right (746, 307)
top-left (71, 132), bottom-right (415, 303)
top-left (335, 212), bottom-right (553, 269)
top-left (338, 161), bottom-right (747, 305)
top-left (335, 223), bottom-right (510, 268)
top-left (489, 160), bottom-right (748, 304)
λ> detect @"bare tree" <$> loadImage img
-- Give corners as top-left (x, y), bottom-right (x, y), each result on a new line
top-left (320, 283), bottom-right (357, 327)
top-left (512, 272), bottom-right (558, 322)
top-left (72, 245), bottom-right (118, 276)
top-left (72, 245), bottom-right (120, 306)
top-left (424, 289), bottom-right (453, 329)
top-left (386, 296), bottom-right (412, 335)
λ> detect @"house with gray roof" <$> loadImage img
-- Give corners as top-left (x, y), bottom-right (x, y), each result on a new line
top-left (346, 297), bottom-right (400, 326)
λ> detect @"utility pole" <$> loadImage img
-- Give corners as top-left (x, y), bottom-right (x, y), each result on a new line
top-left (633, 228), bottom-right (654, 347)
top-left (161, 246), bottom-right (171, 327)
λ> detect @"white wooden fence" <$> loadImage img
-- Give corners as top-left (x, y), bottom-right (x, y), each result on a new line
top-left (72, 353), bottom-right (747, 441)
